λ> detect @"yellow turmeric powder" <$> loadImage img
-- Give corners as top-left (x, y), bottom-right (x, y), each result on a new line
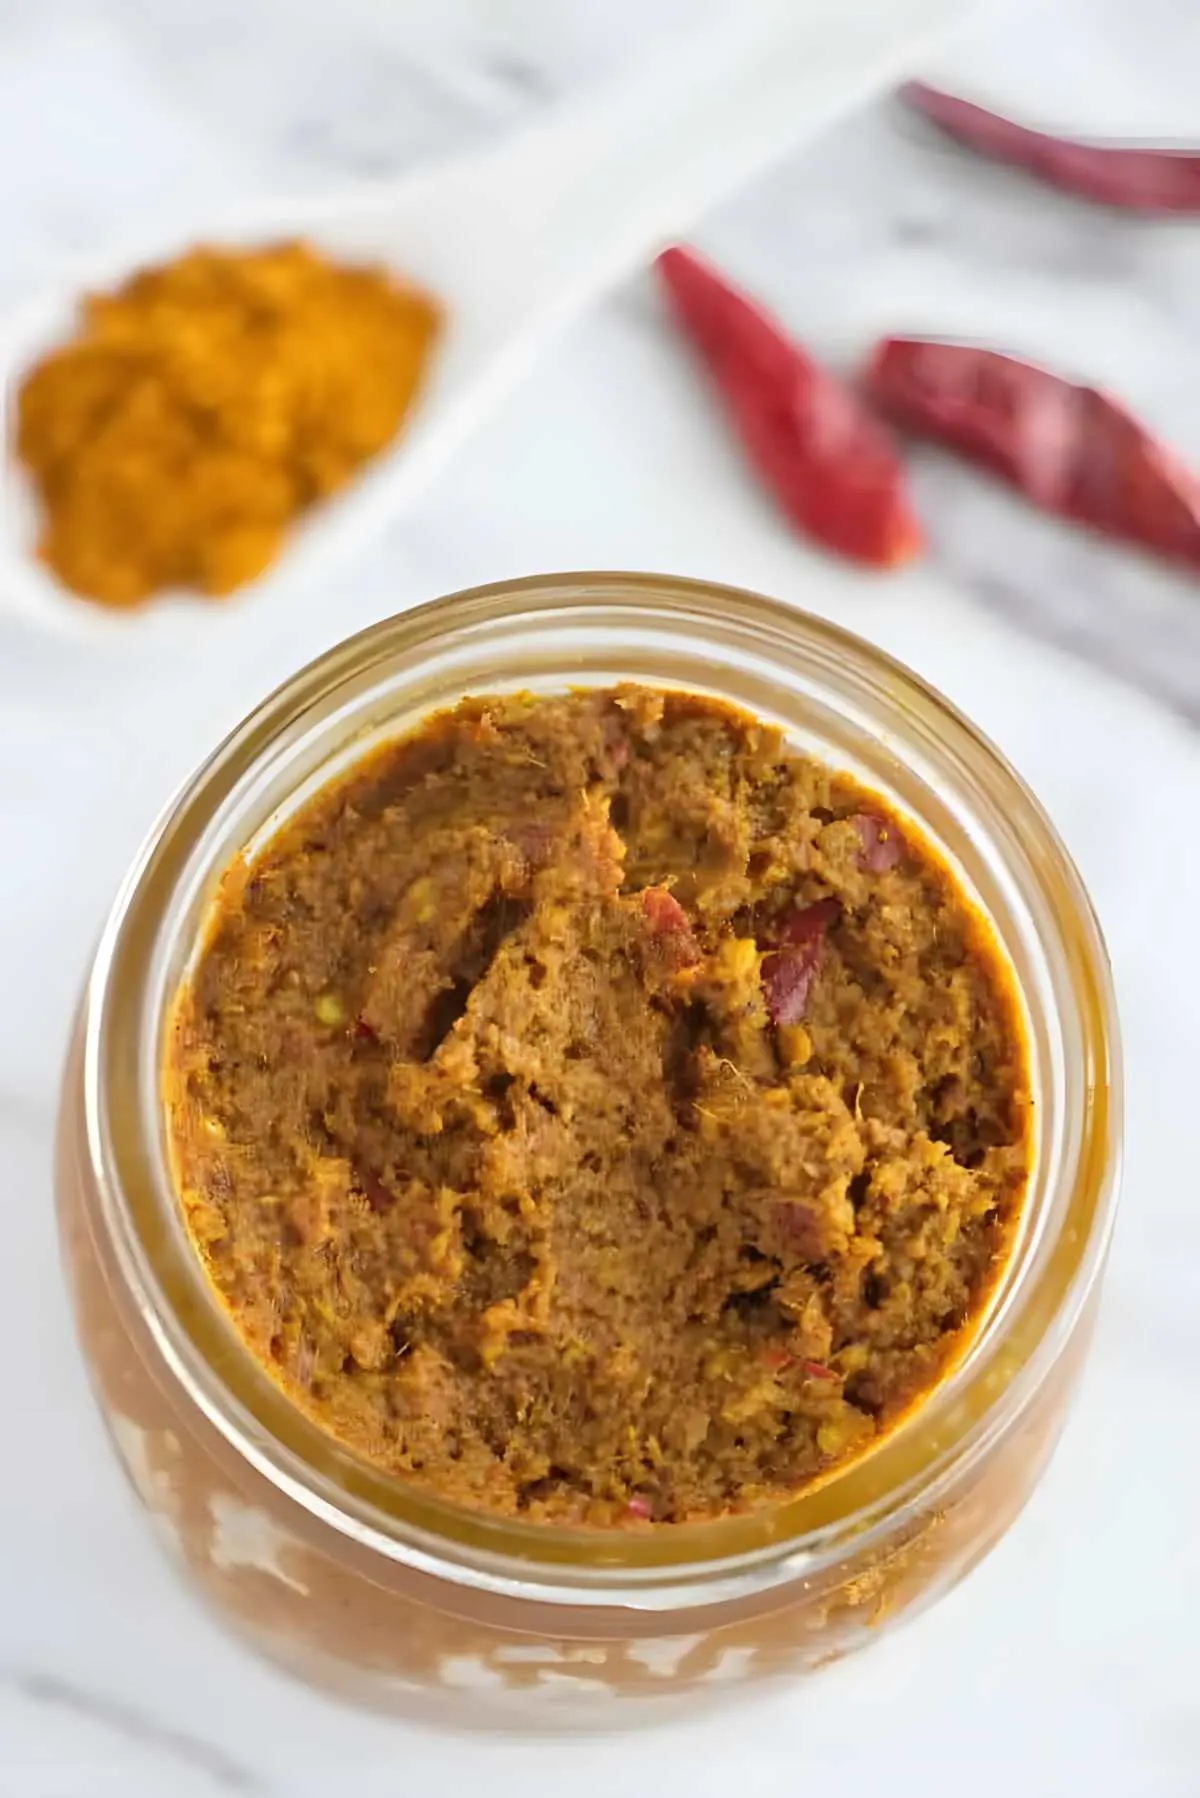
top-left (16, 241), bottom-right (441, 608)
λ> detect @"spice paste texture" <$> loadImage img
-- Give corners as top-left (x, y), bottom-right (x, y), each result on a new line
top-left (166, 688), bottom-right (1030, 1526)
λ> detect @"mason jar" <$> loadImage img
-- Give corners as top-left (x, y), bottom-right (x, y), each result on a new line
top-left (56, 572), bottom-right (1120, 1726)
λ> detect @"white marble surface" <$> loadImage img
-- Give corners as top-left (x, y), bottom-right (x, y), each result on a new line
top-left (1, 1), bottom-right (1198, 1792)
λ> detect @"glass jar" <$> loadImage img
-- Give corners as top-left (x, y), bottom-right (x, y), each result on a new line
top-left (56, 572), bottom-right (1120, 1725)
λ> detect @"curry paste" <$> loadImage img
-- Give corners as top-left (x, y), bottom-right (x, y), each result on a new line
top-left (165, 688), bottom-right (1029, 1526)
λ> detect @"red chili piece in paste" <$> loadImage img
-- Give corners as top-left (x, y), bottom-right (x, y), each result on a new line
top-left (641, 886), bottom-right (701, 967)
top-left (764, 1347), bottom-right (835, 1380)
top-left (357, 1169), bottom-right (397, 1213)
top-left (852, 811), bottom-right (903, 873)
top-left (800, 1359), bottom-right (837, 1382)
top-left (775, 896), bottom-right (842, 948)
top-left (762, 952), bottom-right (819, 1026)
top-left (774, 1200), bottom-right (829, 1259)
top-left (761, 898), bottom-right (840, 1027)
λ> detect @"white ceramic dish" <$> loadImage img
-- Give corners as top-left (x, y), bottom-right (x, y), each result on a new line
top-left (0, 0), bottom-right (972, 643)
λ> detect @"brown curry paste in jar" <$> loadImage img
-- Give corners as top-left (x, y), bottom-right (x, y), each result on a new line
top-left (164, 687), bottom-right (1031, 1527)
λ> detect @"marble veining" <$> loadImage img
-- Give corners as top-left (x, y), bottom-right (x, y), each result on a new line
top-left (4, 1669), bottom-right (263, 1792)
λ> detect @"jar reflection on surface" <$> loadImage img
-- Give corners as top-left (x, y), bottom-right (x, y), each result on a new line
top-left (55, 574), bottom-right (1120, 1725)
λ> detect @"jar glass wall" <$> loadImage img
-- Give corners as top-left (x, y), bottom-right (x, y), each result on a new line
top-left (56, 573), bottom-right (1120, 1725)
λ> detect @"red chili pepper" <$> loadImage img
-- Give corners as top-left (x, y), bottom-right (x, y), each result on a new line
top-left (773, 896), bottom-right (841, 949)
top-left (800, 1359), bottom-right (837, 1382)
top-left (867, 338), bottom-right (1200, 572)
top-left (902, 82), bottom-right (1200, 214)
top-left (356, 1167), bottom-right (397, 1213)
top-left (760, 897), bottom-right (839, 1027)
top-left (774, 1201), bottom-right (827, 1261)
top-left (850, 812), bottom-right (902, 873)
top-left (641, 887), bottom-right (691, 935)
top-left (656, 246), bottom-right (922, 568)
top-left (640, 886), bottom-right (701, 968)
top-left (764, 1346), bottom-right (836, 1380)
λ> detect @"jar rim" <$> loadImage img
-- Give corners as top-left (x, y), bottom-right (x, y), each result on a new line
top-left (84, 571), bottom-right (1121, 1608)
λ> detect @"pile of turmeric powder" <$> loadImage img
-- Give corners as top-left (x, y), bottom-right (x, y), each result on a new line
top-left (16, 242), bottom-right (441, 608)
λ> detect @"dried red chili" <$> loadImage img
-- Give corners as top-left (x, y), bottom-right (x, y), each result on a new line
top-left (640, 885), bottom-right (701, 968)
top-left (901, 82), bottom-right (1200, 214)
top-left (762, 1346), bottom-right (837, 1380)
top-left (866, 337), bottom-right (1200, 572)
top-left (356, 1167), bottom-right (396, 1213)
top-left (760, 895), bottom-right (840, 1027)
top-left (851, 811), bottom-right (902, 873)
top-left (641, 887), bottom-right (691, 935)
top-left (773, 896), bottom-right (841, 948)
top-left (774, 1201), bottom-right (827, 1259)
top-left (656, 246), bottom-right (922, 568)
top-left (800, 1359), bottom-right (837, 1382)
